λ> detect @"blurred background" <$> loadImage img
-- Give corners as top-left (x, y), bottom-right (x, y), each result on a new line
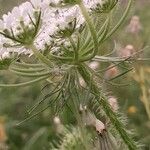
top-left (0, 0), bottom-right (150, 150)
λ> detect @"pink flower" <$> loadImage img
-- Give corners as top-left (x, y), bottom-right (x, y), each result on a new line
top-left (104, 65), bottom-right (119, 80)
top-left (108, 96), bottom-right (118, 111)
top-left (126, 15), bottom-right (142, 34)
top-left (118, 45), bottom-right (135, 58)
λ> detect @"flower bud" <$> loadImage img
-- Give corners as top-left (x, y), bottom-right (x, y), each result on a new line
top-left (79, 77), bottom-right (86, 87)
top-left (88, 61), bottom-right (100, 70)
top-left (80, 106), bottom-right (105, 134)
top-left (104, 64), bottom-right (119, 80)
top-left (108, 96), bottom-right (118, 111)
top-left (53, 116), bottom-right (63, 133)
top-left (118, 45), bottom-right (135, 58)
top-left (95, 119), bottom-right (105, 134)
top-left (126, 15), bottom-right (142, 34)
top-left (53, 116), bottom-right (61, 125)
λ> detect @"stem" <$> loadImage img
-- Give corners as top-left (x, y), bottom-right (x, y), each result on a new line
top-left (0, 75), bottom-right (49, 87)
top-left (69, 72), bottom-right (89, 150)
top-left (102, 0), bottom-right (133, 43)
top-left (48, 53), bottom-right (73, 61)
top-left (13, 62), bottom-right (44, 68)
top-left (79, 0), bottom-right (132, 62)
top-left (10, 66), bottom-right (45, 73)
top-left (77, 63), bottom-right (137, 150)
top-left (68, 37), bottom-right (78, 61)
top-left (9, 69), bottom-right (51, 77)
top-left (80, 17), bottom-right (110, 61)
top-left (79, 2), bottom-right (99, 60)
top-left (28, 44), bottom-right (51, 67)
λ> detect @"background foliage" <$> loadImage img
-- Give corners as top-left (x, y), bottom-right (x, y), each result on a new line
top-left (0, 0), bottom-right (150, 149)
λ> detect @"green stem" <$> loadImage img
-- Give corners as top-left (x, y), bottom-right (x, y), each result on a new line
top-left (0, 76), bottom-right (49, 87)
top-left (80, 17), bottom-right (110, 61)
top-left (68, 37), bottom-right (78, 61)
top-left (13, 62), bottom-right (44, 68)
top-left (77, 63), bottom-right (137, 150)
top-left (102, 0), bottom-right (133, 42)
top-left (79, 2), bottom-right (99, 60)
top-left (10, 66), bottom-right (45, 73)
top-left (9, 69), bottom-right (51, 77)
top-left (79, 0), bottom-right (132, 62)
top-left (48, 53), bottom-right (73, 61)
top-left (69, 72), bottom-right (89, 150)
top-left (28, 44), bottom-right (52, 67)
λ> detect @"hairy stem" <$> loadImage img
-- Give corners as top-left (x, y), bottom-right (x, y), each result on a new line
top-left (69, 72), bottom-right (89, 150)
top-left (77, 63), bottom-right (137, 150)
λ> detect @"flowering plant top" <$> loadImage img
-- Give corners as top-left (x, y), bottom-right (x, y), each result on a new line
top-left (0, 0), bottom-right (118, 61)
top-left (0, 1), bottom-right (139, 149)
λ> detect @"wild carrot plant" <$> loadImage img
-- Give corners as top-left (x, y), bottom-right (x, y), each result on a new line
top-left (0, 0), bottom-right (144, 149)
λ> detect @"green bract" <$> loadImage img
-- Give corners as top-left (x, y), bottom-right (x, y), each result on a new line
top-left (0, 10), bottom-right (41, 45)
top-left (0, 58), bottom-right (12, 70)
top-left (91, 0), bottom-right (118, 13)
top-left (63, 0), bottom-right (81, 5)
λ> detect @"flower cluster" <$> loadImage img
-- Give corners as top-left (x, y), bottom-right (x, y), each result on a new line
top-left (0, 0), bottom-right (118, 61)
top-left (35, 5), bottom-right (85, 55)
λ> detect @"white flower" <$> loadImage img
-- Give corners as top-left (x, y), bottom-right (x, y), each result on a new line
top-left (0, 0), bottom-right (117, 57)
top-left (0, 52), bottom-right (10, 60)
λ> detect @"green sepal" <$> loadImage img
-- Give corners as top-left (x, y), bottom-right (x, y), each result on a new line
top-left (0, 58), bottom-right (12, 70)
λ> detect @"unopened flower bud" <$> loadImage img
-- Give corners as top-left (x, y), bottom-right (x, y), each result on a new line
top-left (108, 96), bottom-right (118, 111)
top-left (81, 108), bottom-right (105, 134)
top-left (104, 65), bottom-right (119, 80)
top-left (79, 77), bottom-right (86, 87)
top-left (88, 61), bottom-right (100, 70)
top-left (126, 15), bottom-right (142, 34)
top-left (118, 45), bottom-right (135, 58)
top-left (53, 116), bottom-right (63, 133)
top-left (53, 116), bottom-right (61, 125)
top-left (95, 119), bottom-right (105, 134)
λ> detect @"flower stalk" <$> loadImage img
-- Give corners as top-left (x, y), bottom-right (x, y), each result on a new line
top-left (78, 1), bottom-right (99, 61)
top-left (28, 44), bottom-right (52, 67)
top-left (77, 63), bottom-right (137, 150)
